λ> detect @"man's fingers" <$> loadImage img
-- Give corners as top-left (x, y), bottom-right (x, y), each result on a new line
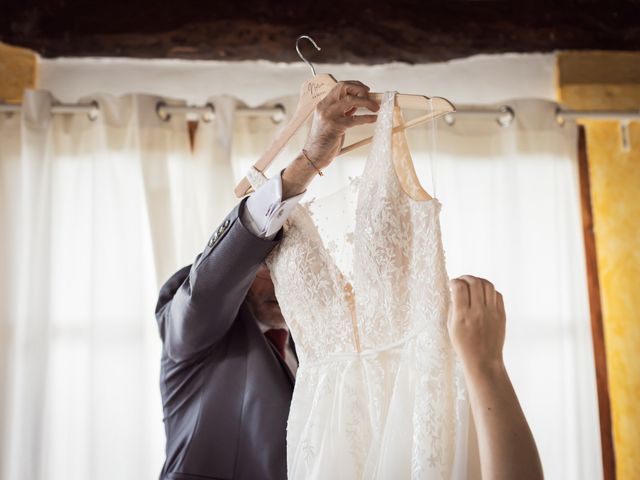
top-left (331, 95), bottom-right (379, 116)
top-left (459, 275), bottom-right (484, 308)
top-left (345, 80), bottom-right (369, 88)
top-left (344, 80), bottom-right (370, 97)
top-left (337, 81), bottom-right (370, 99)
top-left (320, 82), bottom-right (378, 125)
top-left (343, 114), bottom-right (378, 127)
top-left (449, 278), bottom-right (470, 312)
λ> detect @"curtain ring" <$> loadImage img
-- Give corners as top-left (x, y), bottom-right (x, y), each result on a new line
top-left (202, 103), bottom-right (215, 122)
top-left (496, 106), bottom-right (514, 128)
top-left (555, 106), bottom-right (566, 126)
top-left (156, 101), bottom-right (171, 122)
top-left (87, 100), bottom-right (99, 121)
top-left (271, 103), bottom-right (286, 124)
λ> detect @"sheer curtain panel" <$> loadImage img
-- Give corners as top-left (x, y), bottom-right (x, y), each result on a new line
top-left (0, 90), bottom-right (237, 480)
top-left (0, 90), bottom-right (602, 479)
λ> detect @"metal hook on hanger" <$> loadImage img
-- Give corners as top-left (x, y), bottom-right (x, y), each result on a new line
top-left (296, 35), bottom-right (321, 77)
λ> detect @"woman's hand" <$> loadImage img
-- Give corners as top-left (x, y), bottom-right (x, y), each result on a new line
top-left (447, 275), bottom-right (506, 376)
top-left (447, 275), bottom-right (543, 480)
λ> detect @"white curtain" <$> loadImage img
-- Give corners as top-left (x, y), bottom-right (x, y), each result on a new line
top-left (0, 90), bottom-right (238, 479)
top-left (0, 89), bottom-right (601, 479)
top-left (419, 101), bottom-right (602, 480)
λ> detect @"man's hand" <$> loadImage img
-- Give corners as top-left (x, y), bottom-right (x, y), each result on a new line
top-left (303, 80), bottom-right (379, 168)
top-left (447, 275), bottom-right (506, 376)
top-left (281, 81), bottom-right (379, 199)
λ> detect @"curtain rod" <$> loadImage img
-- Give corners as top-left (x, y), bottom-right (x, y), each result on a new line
top-left (1, 101), bottom-right (639, 126)
top-left (0, 102), bottom-right (287, 123)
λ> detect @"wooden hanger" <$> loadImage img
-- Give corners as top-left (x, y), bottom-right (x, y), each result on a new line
top-left (234, 36), bottom-right (455, 198)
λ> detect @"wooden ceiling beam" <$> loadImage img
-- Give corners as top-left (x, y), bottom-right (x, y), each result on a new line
top-left (2, 1), bottom-right (639, 63)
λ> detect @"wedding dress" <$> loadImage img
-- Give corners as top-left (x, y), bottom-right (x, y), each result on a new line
top-left (247, 91), bottom-right (479, 479)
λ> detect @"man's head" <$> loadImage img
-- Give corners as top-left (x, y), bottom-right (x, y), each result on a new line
top-left (246, 262), bottom-right (287, 329)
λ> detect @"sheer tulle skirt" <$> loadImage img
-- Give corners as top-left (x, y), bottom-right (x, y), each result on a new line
top-left (286, 331), bottom-right (479, 480)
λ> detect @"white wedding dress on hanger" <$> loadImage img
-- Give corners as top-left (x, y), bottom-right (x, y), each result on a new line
top-left (247, 91), bottom-right (479, 479)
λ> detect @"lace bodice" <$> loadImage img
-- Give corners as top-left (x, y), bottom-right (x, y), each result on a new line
top-left (247, 92), bottom-right (450, 364)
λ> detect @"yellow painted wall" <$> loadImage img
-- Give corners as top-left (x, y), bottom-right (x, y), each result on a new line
top-left (557, 51), bottom-right (640, 480)
top-left (0, 42), bottom-right (37, 102)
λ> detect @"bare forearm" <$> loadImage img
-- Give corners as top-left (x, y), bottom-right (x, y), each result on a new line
top-left (447, 276), bottom-right (542, 479)
top-left (463, 361), bottom-right (543, 480)
top-left (281, 153), bottom-right (319, 200)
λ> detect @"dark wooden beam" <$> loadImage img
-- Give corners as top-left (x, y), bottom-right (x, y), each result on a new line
top-left (577, 126), bottom-right (616, 480)
top-left (1, 1), bottom-right (640, 63)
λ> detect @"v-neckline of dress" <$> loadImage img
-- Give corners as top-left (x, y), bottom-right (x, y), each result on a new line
top-left (247, 90), bottom-right (440, 353)
top-left (296, 91), bottom-right (440, 352)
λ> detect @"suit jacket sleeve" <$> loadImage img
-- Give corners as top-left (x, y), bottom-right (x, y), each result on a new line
top-left (155, 197), bottom-right (282, 362)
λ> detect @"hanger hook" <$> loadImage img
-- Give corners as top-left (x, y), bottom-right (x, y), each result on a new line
top-left (296, 35), bottom-right (321, 77)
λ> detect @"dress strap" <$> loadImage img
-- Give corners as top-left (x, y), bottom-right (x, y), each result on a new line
top-left (390, 101), bottom-right (434, 202)
top-left (246, 165), bottom-right (268, 191)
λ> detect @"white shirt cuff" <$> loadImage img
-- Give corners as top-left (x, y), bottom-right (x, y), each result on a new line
top-left (244, 170), bottom-right (305, 239)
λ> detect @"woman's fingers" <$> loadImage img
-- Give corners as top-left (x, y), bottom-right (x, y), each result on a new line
top-left (450, 278), bottom-right (471, 312)
top-left (482, 279), bottom-right (497, 307)
top-left (496, 291), bottom-right (505, 318)
top-left (460, 275), bottom-right (496, 308)
top-left (459, 275), bottom-right (485, 309)
top-left (447, 276), bottom-right (507, 369)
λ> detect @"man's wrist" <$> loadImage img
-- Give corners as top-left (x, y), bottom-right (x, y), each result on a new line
top-left (302, 146), bottom-right (334, 170)
top-left (281, 153), bottom-right (318, 199)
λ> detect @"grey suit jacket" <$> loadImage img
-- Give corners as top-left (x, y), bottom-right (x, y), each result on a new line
top-left (155, 198), bottom-right (295, 480)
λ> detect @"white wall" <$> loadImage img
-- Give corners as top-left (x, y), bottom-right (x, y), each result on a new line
top-left (38, 53), bottom-right (556, 106)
